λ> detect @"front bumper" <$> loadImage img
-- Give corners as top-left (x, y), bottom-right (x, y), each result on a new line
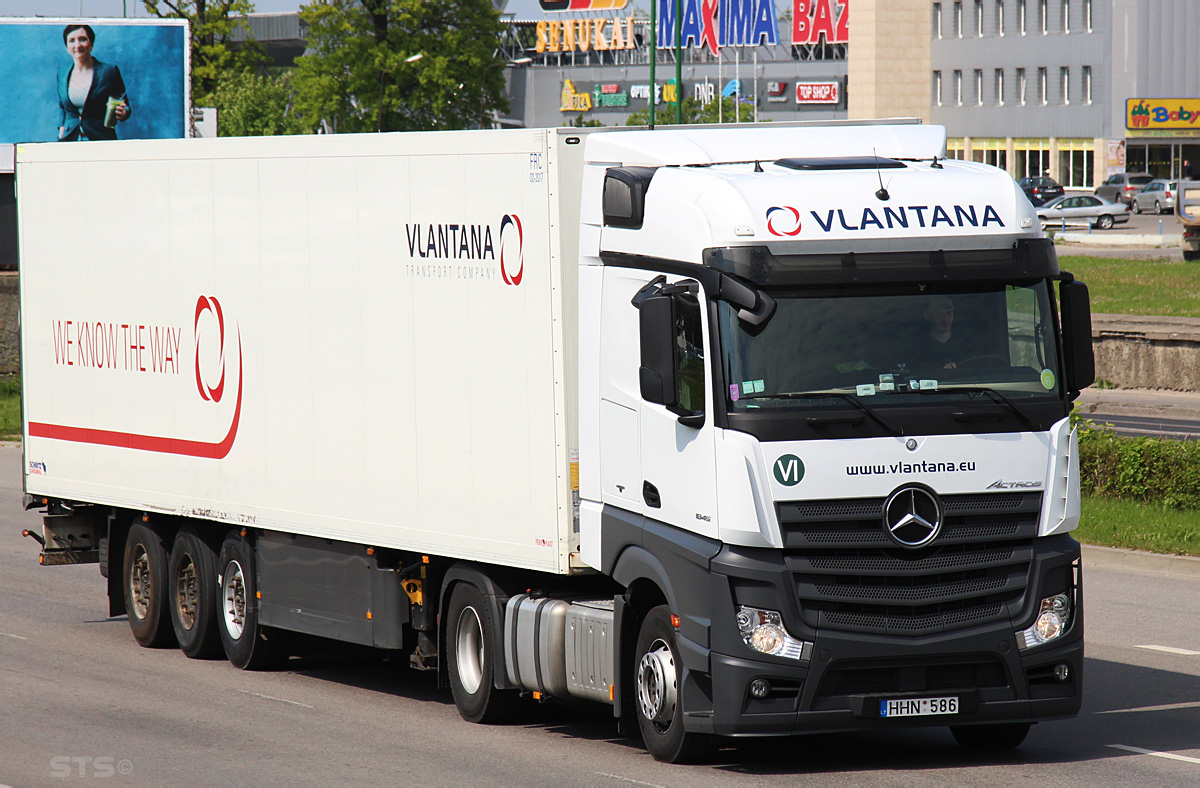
top-left (677, 534), bottom-right (1083, 737)
top-left (705, 624), bottom-right (1081, 736)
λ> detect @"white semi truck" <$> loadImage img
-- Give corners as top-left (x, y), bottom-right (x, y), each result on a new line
top-left (18, 123), bottom-right (1093, 763)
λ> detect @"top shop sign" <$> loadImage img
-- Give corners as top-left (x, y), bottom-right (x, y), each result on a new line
top-left (654, 0), bottom-right (847, 52)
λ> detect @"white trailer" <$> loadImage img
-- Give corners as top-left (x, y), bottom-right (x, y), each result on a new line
top-left (18, 123), bottom-right (1094, 762)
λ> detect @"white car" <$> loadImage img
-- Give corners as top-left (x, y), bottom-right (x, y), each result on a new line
top-left (1036, 194), bottom-right (1130, 230)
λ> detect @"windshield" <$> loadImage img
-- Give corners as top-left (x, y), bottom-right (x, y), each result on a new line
top-left (718, 282), bottom-right (1062, 411)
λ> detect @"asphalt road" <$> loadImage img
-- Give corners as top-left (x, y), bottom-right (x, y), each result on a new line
top-left (2, 441), bottom-right (1199, 786)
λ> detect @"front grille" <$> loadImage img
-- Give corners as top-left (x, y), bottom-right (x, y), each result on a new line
top-left (780, 492), bottom-right (1040, 636)
top-left (815, 655), bottom-right (1012, 703)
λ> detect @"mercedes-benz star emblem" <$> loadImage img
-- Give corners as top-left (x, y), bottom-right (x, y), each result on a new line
top-left (883, 486), bottom-right (943, 548)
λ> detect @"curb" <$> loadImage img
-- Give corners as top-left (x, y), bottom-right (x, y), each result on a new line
top-left (1056, 233), bottom-right (1179, 247)
top-left (1082, 543), bottom-right (1200, 580)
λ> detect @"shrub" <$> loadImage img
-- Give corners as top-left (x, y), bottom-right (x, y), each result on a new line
top-left (1075, 416), bottom-right (1200, 509)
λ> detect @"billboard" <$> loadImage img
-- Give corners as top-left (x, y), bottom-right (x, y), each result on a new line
top-left (0, 18), bottom-right (189, 144)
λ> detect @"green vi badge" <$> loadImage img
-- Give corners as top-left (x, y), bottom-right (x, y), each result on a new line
top-left (773, 454), bottom-right (805, 486)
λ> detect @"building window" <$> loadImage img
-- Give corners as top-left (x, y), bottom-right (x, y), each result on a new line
top-left (1083, 65), bottom-right (1092, 104)
top-left (1017, 67), bottom-right (1027, 105)
top-left (1059, 139), bottom-right (1095, 188)
top-left (1085, 0), bottom-right (1092, 31)
top-left (1038, 67), bottom-right (1047, 104)
top-left (934, 3), bottom-right (943, 38)
top-left (934, 71), bottom-right (943, 106)
top-left (996, 68), bottom-right (1005, 105)
top-left (1019, 0), bottom-right (1027, 34)
top-left (997, 1), bottom-right (1005, 36)
top-left (1061, 66), bottom-right (1070, 104)
top-left (1015, 139), bottom-right (1051, 179)
top-left (976, 0), bottom-right (984, 35)
top-left (1062, 0), bottom-right (1070, 33)
top-left (975, 69), bottom-right (984, 105)
top-left (1039, 0), bottom-right (1047, 33)
top-left (955, 70), bottom-right (964, 105)
top-left (955, 1), bottom-right (963, 37)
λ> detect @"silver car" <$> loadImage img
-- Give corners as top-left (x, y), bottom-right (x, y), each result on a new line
top-left (1036, 194), bottom-right (1130, 230)
top-left (1131, 180), bottom-right (1178, 214)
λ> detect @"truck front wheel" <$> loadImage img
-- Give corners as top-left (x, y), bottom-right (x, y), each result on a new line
top-left (216, 534), bottom-right (286, 670)
top-left (169, 527), bottom-right (222, 659)
top-left (123, 523), bottom-right (175, 648)
top-left (634, 605), bottom-right (710, 763)
top-left (445, 583), bottom-right (520, 723)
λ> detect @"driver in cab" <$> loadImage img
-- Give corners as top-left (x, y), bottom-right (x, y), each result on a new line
top-left (919, 296), bottom-right (971, 369)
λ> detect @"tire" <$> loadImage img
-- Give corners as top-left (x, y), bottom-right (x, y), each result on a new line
top-left (123, 523), bottom-right (176, 648)
top-left (169, 527), bottom-right (223, 659)
top-left (1096, 214), bottom-right (1114, 230)
top-left (634, 606), bottom-right (710, 764)
top-left (1154, 201), bottom-right (1163, 215)
top-left (216, 533), bottom-right (287, 670)
top-left (1132, 200), bottom-right (1141, 214)
top-left (950, 722), bottom-right (1032, 750)
top-left (1184, 249), bottom-right (1200, 262)
top-left (445, 583), bottom-right (521, 724)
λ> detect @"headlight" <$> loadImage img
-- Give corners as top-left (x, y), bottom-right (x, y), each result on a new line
top-left (1017, 593), bottom-right (1072, 649)
top-left (736, 606), bottom-right (812, 661)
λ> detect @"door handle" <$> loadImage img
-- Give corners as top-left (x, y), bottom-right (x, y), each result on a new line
top-left (642, 481), bottom-right (661, 509)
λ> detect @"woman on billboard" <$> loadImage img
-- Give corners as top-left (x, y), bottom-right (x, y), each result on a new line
top-left (57, 24), bottom-right (131, 141)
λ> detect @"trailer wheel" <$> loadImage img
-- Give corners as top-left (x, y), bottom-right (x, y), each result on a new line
top-left (216, 534), bottom-right (286, 670)
top-left (446, 583), bottom-right (519, 723)
top-left (123, 523), bottom-right (176, 648)
top-left (169, 527), bottom-right (222, 659)
top-left (634, 606), bottom-right (710, 763)
top-left (950, 722), bottom-right (1031, 750)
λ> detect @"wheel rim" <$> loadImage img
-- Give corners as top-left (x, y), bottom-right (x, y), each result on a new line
top-left (222, 560), bottom-right (247, 639)
top-left (129, 545), bottom-right (152, 621)
top-left (175, 554), bottom-right (199, 631)
top-left (455, 605), bottom-right (485, 695)
top-left (637, 638), bottom-right (678, 731)
top-left (1156, 202), bottom-right (1163, 214)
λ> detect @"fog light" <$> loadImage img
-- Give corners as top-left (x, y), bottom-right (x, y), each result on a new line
top-left (1054, 663), bottom-right (1070, 682)
top-left (1017, 593), bottom-right (1072, 649)
top-left (749, 679), bottom-right (771, 698)
top-left (736, 606), bottom-right (812, 661)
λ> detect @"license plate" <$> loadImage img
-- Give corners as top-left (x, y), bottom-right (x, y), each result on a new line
top-left (879, 696), bottom-right (959, 718)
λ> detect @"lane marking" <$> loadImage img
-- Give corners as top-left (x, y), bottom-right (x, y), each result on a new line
top-left (1108, 745), bottom-right (1200, 765)
top-left (1098, 701), bottom-right (1200, 715)
top-left (594, 773), bottom-right (665, 787)
top-left (237, 689), bottom-right (313, 709)
top-left (1137, 645), bottom-right (1200, 656)
top-left (0, 633), bottom-right (28, 640)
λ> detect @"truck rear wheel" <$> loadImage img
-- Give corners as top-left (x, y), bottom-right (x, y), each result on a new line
top-left (123, 523), bottom-right (176, 648)
top-left (169, 527), bottom-right (222, 659)
top-left (445, 582), bottom-right (520, 723)
top-left (216, 534), bottom-right (286, 670)
top-left (950, 722), bottom-right (1031, 750)
top-left (634, 605), bottom-right (710, 764)
top-left (1184, 249), bottom-right (1200, 262)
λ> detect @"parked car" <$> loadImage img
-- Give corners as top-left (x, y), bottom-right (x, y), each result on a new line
top-left (1095, 172), bottom-right (1154, 205)
top-left (1130, 180), bottom-right (1178, 214)
top-left (1036, 194), bottom-right (1130, 230)
top-left (1017, 176), bottom-right (1065, 206)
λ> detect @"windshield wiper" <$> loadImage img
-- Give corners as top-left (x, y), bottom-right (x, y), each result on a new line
top-left (743, 391), bottom-right (902, 435)
top-left (919, 386), bottom-right (1038, 430)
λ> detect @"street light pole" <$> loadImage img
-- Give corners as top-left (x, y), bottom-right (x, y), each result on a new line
top-left (649, 0), bottom-right (656, 128)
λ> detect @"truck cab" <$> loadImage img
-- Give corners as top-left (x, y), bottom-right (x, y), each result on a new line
top-left (576, 125), bottom-right (1092, 760)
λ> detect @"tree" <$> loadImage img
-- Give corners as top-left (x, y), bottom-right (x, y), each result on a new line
top-left (292, 0), bottom-right (508, 133)
top-left (142, 0), bottom-right (264, 103)
top-left (212, 69), bottom-right (304, 137)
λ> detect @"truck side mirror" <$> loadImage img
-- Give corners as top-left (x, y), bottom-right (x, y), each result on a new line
top-left (638, 295), bottom-right (679, 407)
top-left (1059, 280), bottom-right (1095, 393)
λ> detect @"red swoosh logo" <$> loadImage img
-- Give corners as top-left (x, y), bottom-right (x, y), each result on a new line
top-left (29, 336), bottom-right (243, 460)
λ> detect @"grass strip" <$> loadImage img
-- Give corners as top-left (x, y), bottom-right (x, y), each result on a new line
top-left (1057, 254), bottom-right (1200, 318)
top-left (1079, 495), bottom-right (1200, 557)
